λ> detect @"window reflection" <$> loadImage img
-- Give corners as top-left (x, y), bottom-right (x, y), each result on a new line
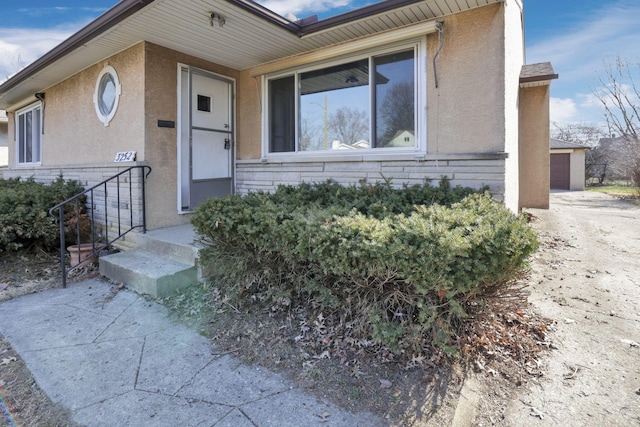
top-left (266, 47), bottom-right (417, 154)
top-left (300, 59), bottom-right (370, 151)
top-left (375, 50), bottom-right (415, 148)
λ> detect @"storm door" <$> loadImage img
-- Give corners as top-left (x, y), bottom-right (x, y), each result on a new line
top-left (179, 67), bottom-right (234, 212)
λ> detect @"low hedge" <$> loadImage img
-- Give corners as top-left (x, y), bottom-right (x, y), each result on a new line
top-left (0, 176), bottom-right (85, 252)
top-left (192, 180), bottom-right (538, 355)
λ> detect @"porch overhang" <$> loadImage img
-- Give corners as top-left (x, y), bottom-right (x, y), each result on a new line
top-left (0, 0), bottom-right (503, 109)
top-left (519, 62), bottom-right (558, 88)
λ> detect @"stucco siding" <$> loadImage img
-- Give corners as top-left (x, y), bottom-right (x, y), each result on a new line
top-left (237, 70), bottom-right (261, 160)
top-left (18, 43), bottom-right (146, 167)
top-left (427, 3), bottom-right (506, 156)
top-left (503, 0), bottom-right (524, 212)
top-left (142, 42), bottom-right (240, 229)
top-left (519, 85), bottom-right (550, 209)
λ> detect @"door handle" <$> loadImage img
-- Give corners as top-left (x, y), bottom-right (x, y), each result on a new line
top-left (224, 139), bottom-right (231, 150)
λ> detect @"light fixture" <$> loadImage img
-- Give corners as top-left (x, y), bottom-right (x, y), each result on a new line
top-left (345, 75), bottom-right (359, 84)
top-left (209, 12), bottom-right (225, 27)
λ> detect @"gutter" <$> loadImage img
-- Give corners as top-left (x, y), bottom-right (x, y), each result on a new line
top-left (0, 0), bottom-right (155, 96)
top-left (298, 0), bottom-right (424, 36)
top-left (225, 0), bottom-right (301, 34)
top-left (519, 74), bottom-right (559, 84)
top-left (227, 0), bottom-right (425, 37)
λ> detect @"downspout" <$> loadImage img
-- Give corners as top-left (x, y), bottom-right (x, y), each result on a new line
top-left (432, 21), bottom-right (444, 169)
top-left (35, 92), bottom-right (45, 134)
top-left (432, 21), bottom-right (444, 89)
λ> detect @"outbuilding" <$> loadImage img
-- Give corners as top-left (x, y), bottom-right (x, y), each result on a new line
top-left (550, 139), bottom-right (589, 190)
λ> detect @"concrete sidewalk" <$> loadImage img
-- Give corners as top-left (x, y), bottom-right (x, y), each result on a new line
top-left (0, 278), bottom-right (382, 426)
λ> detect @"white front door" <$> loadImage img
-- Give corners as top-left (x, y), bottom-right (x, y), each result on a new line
top-left (179, 67), bottom-right (234, 212)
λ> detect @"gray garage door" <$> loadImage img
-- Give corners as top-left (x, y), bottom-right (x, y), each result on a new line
top-left (550, 153), bottom-right (570, 190)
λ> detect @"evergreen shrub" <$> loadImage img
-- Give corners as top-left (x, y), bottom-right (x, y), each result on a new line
top-left (193, 179), bottom-right (538, 355)
top-left (0, 176), bottom-right (85, 252)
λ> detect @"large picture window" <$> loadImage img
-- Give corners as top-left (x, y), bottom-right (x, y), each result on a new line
top-left (267, 44), bottom-right (420, 154)
top-left (16, 103), bottom-right (42, 165)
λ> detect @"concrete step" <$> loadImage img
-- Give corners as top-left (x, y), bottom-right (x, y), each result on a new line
top-left (99, 249), bottom-right (198, 298)
top-left (126, 225), bottom-right (201, 266)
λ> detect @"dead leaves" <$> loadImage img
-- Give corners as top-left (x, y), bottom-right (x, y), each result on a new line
top-left (379, 379), bottom-right (392, 389)
top-left (1, 357), bottom-right (17, 366)
top-left (461, 308), bottom-right (552, 381)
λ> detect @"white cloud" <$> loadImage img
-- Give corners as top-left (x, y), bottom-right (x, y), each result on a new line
top-left (550, 97), bottom-right (579, 124)
top-left (550, 94), bottom-right (612, 129)
top-left (578, 92), bottom-right (602, 108)
top-left (258, 0), bottom-right (353, 20)
top-left (16, 7), bottom-right (107, 17)
top-left (0, 24), bottom-right (86, 81)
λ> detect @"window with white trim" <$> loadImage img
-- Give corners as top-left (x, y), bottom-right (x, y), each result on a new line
top-left (93, 65), bottom-right (121, 126)
top-left (266, 42), bottom-right (422, 154)
top-left (16, 103), bottom-right (42, 165)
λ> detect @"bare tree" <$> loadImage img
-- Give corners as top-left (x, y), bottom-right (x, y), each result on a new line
top-left (551, 122), bottom-right (604, 148)
top-left (593, 57), bottom-right (640, 186)
top-left (300, 117), bottom-right (322, 151)
top-left (1, 52), bottom-right (25, 82)
top-left (378, 82), bottom-right (414, 145)
top-left (328, 107), bottom-right (369, 146)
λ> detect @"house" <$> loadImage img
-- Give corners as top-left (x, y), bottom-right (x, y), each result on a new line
top-left (388, 130), bottom-right (415, 147)
top-left (331, 139), bottom-right (370, 150)
top-left (550, 138), bottom-right (588, 190)
top-left (0, 0), bottom-right (556, 239)
top-left (0, 110), bottom-right (8, 167)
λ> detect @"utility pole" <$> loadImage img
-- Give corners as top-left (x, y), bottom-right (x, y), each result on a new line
top-left (323, 95), bottom-right (328, 150)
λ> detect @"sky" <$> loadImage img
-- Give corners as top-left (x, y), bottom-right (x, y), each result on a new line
top-left (1, 0), bottom-right (639, 130)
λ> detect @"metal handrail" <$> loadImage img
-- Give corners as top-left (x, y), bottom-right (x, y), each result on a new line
top-left (49, 165), bottom-right (152, 287)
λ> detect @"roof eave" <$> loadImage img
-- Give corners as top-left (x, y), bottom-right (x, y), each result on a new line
top-left (298, 0), bottom-right (423, 36)
top-left (225, 0), bottom-right (301, 34)
top-left (0, 0), bottom-right (156, 96)
top-left (519, 77), bottom-right (558, 88)
top-left (520, 74), bottom-right (559, 84)
top-left (227, 0), bottom-right (425, 37)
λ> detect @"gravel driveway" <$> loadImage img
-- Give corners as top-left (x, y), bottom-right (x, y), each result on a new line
top-left (502, 191), bottom-right (640, 425)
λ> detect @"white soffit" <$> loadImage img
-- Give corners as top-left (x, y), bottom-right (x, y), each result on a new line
top-left (520, 80), bottom-right (552, 88)
top-left (0, 0), bottom-right (502, 108)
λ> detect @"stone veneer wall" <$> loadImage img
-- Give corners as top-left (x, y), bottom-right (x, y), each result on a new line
top-left (236, 155), bottom-right (506, 198)
top-left (2, 163), bottom-right (149, 247)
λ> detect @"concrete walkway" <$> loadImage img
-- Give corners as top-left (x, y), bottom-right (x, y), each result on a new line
top-left (0, 278), bottom-right (382, 426)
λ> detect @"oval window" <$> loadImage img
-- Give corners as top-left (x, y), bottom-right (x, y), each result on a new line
top-left (93, 65), bottom-right (121, 126)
